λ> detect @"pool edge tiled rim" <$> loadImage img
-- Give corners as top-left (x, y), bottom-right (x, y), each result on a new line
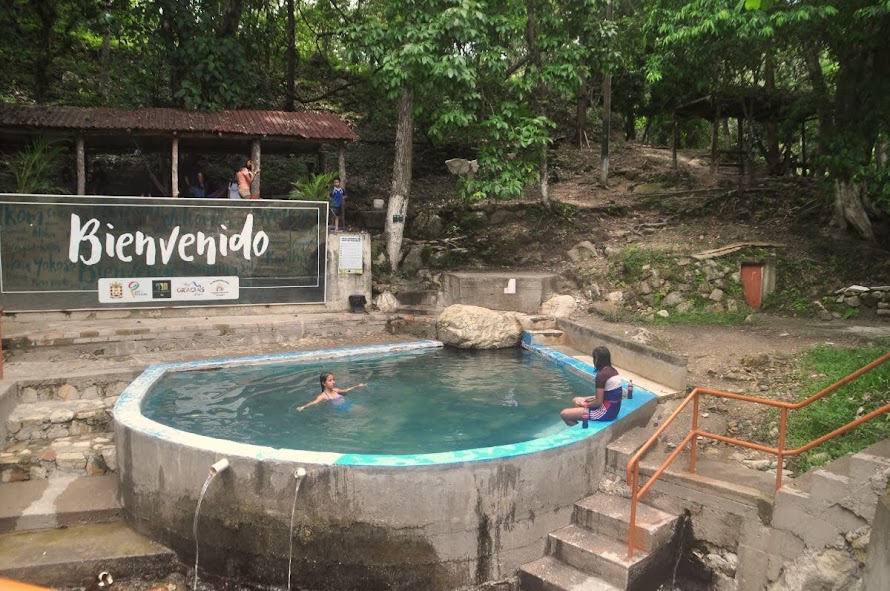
top-left (114, 336), bottom-right (655, 467)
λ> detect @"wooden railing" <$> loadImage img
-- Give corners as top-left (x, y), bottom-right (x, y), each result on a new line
top-left (625, 351), bottom-right (890, 558)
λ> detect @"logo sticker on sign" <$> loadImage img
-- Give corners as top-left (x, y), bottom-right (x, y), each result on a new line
top-left (99, 276), bottom-right (239, 303)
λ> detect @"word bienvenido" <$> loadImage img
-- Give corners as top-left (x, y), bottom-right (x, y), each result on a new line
top-left (68, 214), bottom-right (270, 266)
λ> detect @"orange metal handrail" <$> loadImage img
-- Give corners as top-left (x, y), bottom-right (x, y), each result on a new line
top-left (625, 351), bottom-right (890, 558)
top-left (0, 578), bottom-right (52, 591)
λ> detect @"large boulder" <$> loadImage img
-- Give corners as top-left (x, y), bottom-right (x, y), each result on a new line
top-left (540, 294), bottom-right (578, 318)
top-left (375, 291), bottom-right (400, 313)
top-left (436, 304), bottom-right (522, 349)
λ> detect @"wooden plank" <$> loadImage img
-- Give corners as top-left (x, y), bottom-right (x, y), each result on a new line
top-left (692, 242), bottom-right (782, 260)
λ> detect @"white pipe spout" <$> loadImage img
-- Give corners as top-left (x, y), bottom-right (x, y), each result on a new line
top-left (209, 458), bottom-right (230, 476)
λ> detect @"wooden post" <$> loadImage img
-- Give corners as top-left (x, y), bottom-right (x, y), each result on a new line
top-left (671, 113), bottom-right (678, 170)
top-left (171, 136), bottom-right (179, 197)
top-left (250, 140), bottom-right (261, 198)
top-left (338, 141), bottom-right (347, 228)
top-left (800, 121), bottom-right (807, 177)
top-left (76, 135), bottom-right (86, 195)
top-left (710, 113), bottom-right (718, 175)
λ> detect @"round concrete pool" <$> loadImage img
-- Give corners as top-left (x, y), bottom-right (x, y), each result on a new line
top-left (114, 340), bottom-right (656, 590)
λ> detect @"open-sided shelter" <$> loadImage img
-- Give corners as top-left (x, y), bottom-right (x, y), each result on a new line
top-left (0, 103), bottom-right (358, 196)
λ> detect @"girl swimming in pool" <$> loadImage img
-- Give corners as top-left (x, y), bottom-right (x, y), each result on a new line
top-left (296, 372), bottom-right (366, 412)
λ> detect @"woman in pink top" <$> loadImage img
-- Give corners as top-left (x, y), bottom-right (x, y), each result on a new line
top-left (236, 159), bottom-right (260, 199)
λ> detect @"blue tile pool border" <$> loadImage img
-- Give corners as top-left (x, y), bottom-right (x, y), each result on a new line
top-left (115, 336), bottom-right (656, 467)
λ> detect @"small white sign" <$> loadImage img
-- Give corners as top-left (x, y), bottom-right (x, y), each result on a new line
top-left (338, 234), bottom-right (363, 274)
top-left (98, 276), bottom-right (240, 303)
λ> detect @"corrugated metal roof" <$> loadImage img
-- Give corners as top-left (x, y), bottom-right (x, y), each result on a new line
top-left (0, 103), bottom-right (357, 141)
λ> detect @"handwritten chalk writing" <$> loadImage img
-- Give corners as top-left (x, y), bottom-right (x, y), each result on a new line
top-left (68, 213), bottom-right (270, 266)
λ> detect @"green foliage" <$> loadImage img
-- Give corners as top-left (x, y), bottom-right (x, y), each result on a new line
top-left (607, 245), bottom-right (671, 284)
top-left (3, 137), bottom-right (66, 194)
top-left (786, 343), bottom-right (890, 474)
top-left (289, 172), bottom-right (339, 202)
top-left (647, 310), bottom-right (749, 326)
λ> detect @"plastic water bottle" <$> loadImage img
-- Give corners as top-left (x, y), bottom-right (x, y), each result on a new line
top-left (627, 380), bottom-right (634, 399)
top-left (581, 404), bottom-right (589, 429)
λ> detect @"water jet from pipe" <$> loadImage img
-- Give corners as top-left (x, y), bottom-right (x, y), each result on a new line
top-left (193, 458), bottom-right (229, 590)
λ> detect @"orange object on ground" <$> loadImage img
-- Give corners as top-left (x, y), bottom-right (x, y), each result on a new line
top-left (0, 578), bottom-right (52, 591)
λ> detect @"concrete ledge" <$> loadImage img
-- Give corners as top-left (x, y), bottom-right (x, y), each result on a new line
top-left (442, 272), bottom-right (557, 314)
top-left (555, 318), bottom-right (687, 393)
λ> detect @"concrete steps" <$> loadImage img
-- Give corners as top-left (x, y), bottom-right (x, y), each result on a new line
top-left (519, 491), bottom-right (679, 591)
top-left (574, 493), bottom-right (677, 553)
top-left (0, 471), bottom-right (177, 589)
top-left (771, 440), bottom-right (890, 549)
top-left (0, 473), bottom-right (121, 534)
top-left (0, 521), bottom-right (177, 588)
top-left (520, 556), bottom-right (622, 591)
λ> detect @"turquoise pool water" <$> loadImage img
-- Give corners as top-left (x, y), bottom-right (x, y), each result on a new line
top-left (141, 346), bottom-right (597, 454)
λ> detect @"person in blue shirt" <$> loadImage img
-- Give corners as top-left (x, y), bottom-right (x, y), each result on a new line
top-left (329, 178), bottom-right (346, 232)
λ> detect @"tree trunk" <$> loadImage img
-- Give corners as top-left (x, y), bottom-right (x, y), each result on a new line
top-left (833, 180), bottom-right (874, 241)
top-left (801, 40), bottom-right (831, 177)
top-left (285, 0), bottom-right (296, 111)
top-left (540, 148), bottom-right (549, 206)
top-left (33, 1), bottom-right (59, 101)
top-left (99, 1), bottom-right (112, 101)
top-left (576, 77), bottom-right (589, 148)
top-left (217, 0), bottom-right (245, 38)
top-left (764, 52), bottom-right (781, 174)
top-left (599, 0), bottom-right (613, 186)
top-left (386, 88), bottom-right (414, 271)
top-left (524, 0), bottom-right (549, 205)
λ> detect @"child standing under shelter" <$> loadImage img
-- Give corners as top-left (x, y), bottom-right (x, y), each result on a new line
top-left (329, 178), bottom-right (346, 232)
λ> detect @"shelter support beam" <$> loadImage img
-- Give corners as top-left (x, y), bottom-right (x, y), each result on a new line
top-left (171, 136), bottom-right (179, 197)
top-left (338, 141), bottom-right (347, 228)
top-left (338, 141), bottom-right (346, 188)
top-left (251, 140), bottom-right (261, 197)
top-left (76, 135), bottom-right (85, 195)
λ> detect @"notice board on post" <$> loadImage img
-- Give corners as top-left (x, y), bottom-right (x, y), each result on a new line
top-left (0, 194), bottom-right (327, 311)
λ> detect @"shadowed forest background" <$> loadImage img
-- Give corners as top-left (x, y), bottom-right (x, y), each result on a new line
top-left (1, 0), bottom-right (889, 267)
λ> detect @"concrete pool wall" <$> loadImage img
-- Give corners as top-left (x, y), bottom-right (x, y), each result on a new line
top-left (114, 340), bottom-right (657, 590)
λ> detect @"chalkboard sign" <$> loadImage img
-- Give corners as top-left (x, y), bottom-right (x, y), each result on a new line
top-left (0, 194), bottom-right (327, 311)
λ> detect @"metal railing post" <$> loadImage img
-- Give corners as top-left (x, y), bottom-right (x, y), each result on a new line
top-left (776, 408), bottom-right (788, 490)
top-left (627, 468), bottom-right (639, 558)
top-left (689, 392), bottom-right (700, 473)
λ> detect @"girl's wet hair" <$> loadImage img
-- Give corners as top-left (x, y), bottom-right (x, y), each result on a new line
top-left (319, 372), bottom-right (333, 389)
top-left (592, 346), bottom-right (611, 370)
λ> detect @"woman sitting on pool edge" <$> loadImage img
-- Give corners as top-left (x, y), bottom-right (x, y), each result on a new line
top-left (560, 346), bottom-right (623, 426)
top-left (296, 372), bottom-right (366, 412)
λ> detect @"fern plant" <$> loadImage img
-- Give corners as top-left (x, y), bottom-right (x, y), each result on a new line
top-left (289, 171), bottom-right (339, 202)
top-left (7, 136), bottom-right (66, 194)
